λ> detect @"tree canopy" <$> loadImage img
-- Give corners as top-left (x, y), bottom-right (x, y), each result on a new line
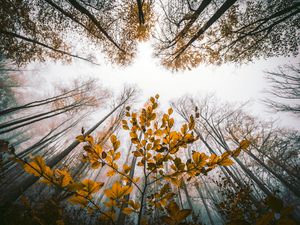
top-left (0, 0), bottom-right (299, 70)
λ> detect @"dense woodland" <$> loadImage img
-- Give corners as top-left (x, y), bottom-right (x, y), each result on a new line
top-left (0, 0), bottom-right (299, 225)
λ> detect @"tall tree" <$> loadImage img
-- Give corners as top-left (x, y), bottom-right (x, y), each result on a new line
top-left (154, 0), bottom-right (300, 70)
top-left (0, 0), bottom-right (155, 66)
top-left (0, 86), bottom-right (137, 212)
top-left (264, 63), bottom-right (300, 116)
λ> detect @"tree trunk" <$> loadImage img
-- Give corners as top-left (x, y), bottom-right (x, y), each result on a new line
top-left (0, 97), bottom-right (129, 211)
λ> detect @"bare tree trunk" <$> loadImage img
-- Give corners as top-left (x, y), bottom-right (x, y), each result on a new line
top-left (67, 0), bottom-right (124, 52)
top-left (175, 0), bottom-right (237, 58)
top-left (182, 181), bottom-right (195, 215)
top-left (0, 83), bottom-right (87, 116)
top-left (0, 96), bottom-right (130, 211)
top-left (195, 182), bottom-right (215, 225)
top-left (0, 29), bottom-right (99, 65)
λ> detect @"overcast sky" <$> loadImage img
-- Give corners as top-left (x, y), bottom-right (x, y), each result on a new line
top-left (26, 42), bottom-right (300, 130)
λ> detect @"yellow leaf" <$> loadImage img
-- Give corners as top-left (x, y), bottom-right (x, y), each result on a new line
top-left (55, 169), bottom-right (73, 187)
top-left (23, 156), bottom-right (51, 178)
top-left (155, 129), bottom-right (163, 136)
top-left (137, 161), bottom-right (144, 167)
top-left (113, 140), bottom-right (120, 150)
top-left (91, 161), bottom-right (101, 169)
top-left (208, 154), bottom-right (218, 165)
top-left (76, 135), bottom-right (85, 142)
top-left (181, 124), bottom-right (188, 134)
top-left (67, 183), bottom-right (85, 192)
top-left (165, 201), bottom-right (192, 224)
top-left (107, 169), bottom-right (116, 177)
top-left (82, 179), bottom-right (103, 194)
top-left (218, 158), bottom-right (234, 166)
top-left (94, 145), bottom-right (102, 155)
top-left (128, 200), bottom-right (140, 210)
top-left (133, 177), bottom-right (140, 183)
top-left (134, 150), bottom-right (143, 157)
top-left (69, 195), bottom-right (88, 207)
top-left (114, 152), bottom-right (121, 160)
top-left (105, 199), bottom-right (117, 208)
top-left (166, 201), bottom-right (179, 215)
top-left (122, 207), bottom-right (133, 215)
top-left (110, 134), bottom-right (117, 144)
top-left (188, 115), bottom-right (195, 130)
top-left (169, 118), bottom-right (174, 127)
top-left (150, 97), bottom-right (155, 103)
top-left (192, 152), bottom-right (208, 167)
top-left (104, 182), bottom-right (133, 200)
top-left (85, 135), bottom-right (94, 144)
top-left (232, 148), bottom-right (242, 157)
top-left (175, 209), bottom-right (192, 223)
top-left (130, 132), bottom-right (138, 139)
top-left (240, 140), bottom-right (250, 150)
top-left (168, 108), bottom-right (173, 115)
top-left (123, 164), bottom-right (131, 173)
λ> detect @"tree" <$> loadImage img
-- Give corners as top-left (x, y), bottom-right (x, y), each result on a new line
top-left (172, 95), bottom-right (300, 203)
top-left (0, 79), bottom-right (109, 135)
top-left (264, 64), bottom-right (300, 116)
top-left (0, 0), bottom-right (155, 66)
top-left (0, 86), bottom-right (136, 212)
top-left (154, 0), bottom-right (300, 70)
top-left (0, 58), bottom-right (19, 111)
top-left (6, 95), bottom-right (245, 225)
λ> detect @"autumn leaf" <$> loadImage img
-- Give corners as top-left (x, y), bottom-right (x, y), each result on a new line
top-left (123, 164), bottom-right (131, 174)
top-left (67, 182), bottom-right (85, 192)
top-left (162, 201), bottom-right (192, 225)
top-left (91, 161), bottom-right (101, 169)
top-left (55, 169), bottom-right (73, 187)
top-left (82, 179), bottom-right (103, 195)
top-left (128, 200), bottom-right (140, 210)
top-left (104, 182), bottom-right (133, 200)
top-left (218, 157), bottom-right (234, 166)
top-left (114, 152), bottom-right (121, 160)
top-left (23, 156), bottom-right (52, 179)
top-left (110, 134), bottom-right (117, 144)
top-left (239, 140), bottom-right (250, 150)
top-left (69, 195), bottom-right (88, 207)
top-left (85, 135), bottom-right (94, 144)
top-left (76, 135), bottom-right (85, 142)
top-left (107, 169), bottom-right (116, 177)
top-left (122, 207), bottom-right (133, 215)
top-left (208, 154), bottom-right (218, 165)
top-left (218, 153), bottom-right (234, 166)
top-left (192, 152), bottom-right (208, 165)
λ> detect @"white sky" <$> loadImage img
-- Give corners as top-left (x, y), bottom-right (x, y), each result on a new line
top-left (27, 42), bottom-right (300, 130)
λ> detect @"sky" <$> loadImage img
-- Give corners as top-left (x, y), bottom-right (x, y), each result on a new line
top-left (26, 42), bottom-right (300, 130)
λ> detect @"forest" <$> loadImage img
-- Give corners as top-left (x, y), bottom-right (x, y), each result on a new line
top-left (0, 0), bottom-right (299, 225)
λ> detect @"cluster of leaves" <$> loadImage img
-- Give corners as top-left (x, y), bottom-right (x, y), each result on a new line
top-left (15, 95), bottom-right (245, 224)
top-left (216, 179), bottom-right (259, 224)
top-left (216, 178), bottom-right (297, 225)
top-left (2, 196), bottom-right (88, 225)
top-left (256, 196), bottom-right (297, 225)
